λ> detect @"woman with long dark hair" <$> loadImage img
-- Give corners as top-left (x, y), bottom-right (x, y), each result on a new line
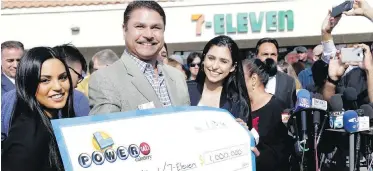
top-left (2, 47), bottom-right (75, 171)
top-left (242, 58), bottom-right (291, 171)
top-left (188, 35), bottom-right (250, 125)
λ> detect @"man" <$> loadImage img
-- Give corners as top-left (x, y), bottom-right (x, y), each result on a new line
top-left (285, 51), bottom-right (298, 65)
top-left (89, 1), bottom-right (190, 115)
top-left (1, 44), bottom-right (90, 140)
top-left (294, 46), bottom-right (308, 64)
top-left (298, 44), bottom-right (324, 89)
top-left (1, 41), bottom-right (24, 96)
top-left (76, 49), bottom-right (119, 96)
top-left (255, 38), bottom-right (296, 108)
top-left (53, 44), bottom-right (87, 88)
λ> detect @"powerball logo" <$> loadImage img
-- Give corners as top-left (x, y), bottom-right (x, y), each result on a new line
top-left (78, 131), bottom-right (152, 168)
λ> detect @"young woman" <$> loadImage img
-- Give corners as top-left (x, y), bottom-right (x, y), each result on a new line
top-left (2, 47), bottom-right (75, 171)
top-left (186, 52), bottom-right (202, 81)
top-left (242, 58), bottom-right (291, 171)
top-left (188, 35), bottom-right (250, 124)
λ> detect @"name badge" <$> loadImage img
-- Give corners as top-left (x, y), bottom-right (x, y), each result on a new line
top-left (138, 101), bottom-right (155, 110)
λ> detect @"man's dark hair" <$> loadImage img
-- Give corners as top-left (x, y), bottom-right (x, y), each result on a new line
top-left (255, 38), bottom-right (279, 55)
top-left (53, 44), bottom-right (87, 73)
top-left (123, 1), bottom-right (166, 29)
top-left (1, 41), bottom-right (24, 52)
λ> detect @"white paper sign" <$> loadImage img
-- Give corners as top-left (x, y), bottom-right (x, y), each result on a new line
top-left (52, 106), bottom-right (256, 171)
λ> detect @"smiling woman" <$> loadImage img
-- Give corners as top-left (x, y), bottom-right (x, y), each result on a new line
top-left (187, 35), bottom-right (250, 124)
top-left (1, 47), bottom-right (75, 171)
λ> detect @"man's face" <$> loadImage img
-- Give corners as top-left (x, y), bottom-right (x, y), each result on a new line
top-left (123, 8), bottom-right (165, 61)
top-left (286, 53), bottom-right (298, 64)
top-left (297, 52), bottom-right (308, 62)
top-left (256, 42), bottom-right (278, 63)
top-left (1, 48), bottom-right (23, 78)
top-left (68, 62), bottom-right (83, 88)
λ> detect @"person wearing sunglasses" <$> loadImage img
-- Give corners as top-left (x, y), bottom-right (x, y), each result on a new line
top-left (186, 52), bottom-right (202, 81)
top-left (52, 44), bottom-right (87, 88)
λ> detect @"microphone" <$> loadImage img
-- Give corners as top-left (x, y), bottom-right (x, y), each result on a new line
top-left (295, 89), bottom-right (311, 134)
top-left (361, 104), bottom-right (373, 120)
top-left (343, 110), bottom-right (359, 133)
top-left (359, 104), bottom-right (372, 130)
top-left (311, 94), bottom-right (328, 125)
top-left (329, 94), bottom-right (344, 129)
top-left (292, 89), bottom-right (311, 156)
top-left (343, 110), bottom-right (361, 170)
top-left (310, 93), bottom-right (328, 170)
top-left (343, 87), bottom-right (359, 110)
top-left (330, 94), bottom-right (344, 111)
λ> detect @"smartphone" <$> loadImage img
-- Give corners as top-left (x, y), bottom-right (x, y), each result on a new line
top-left (341, 48), bottom-right (364, 63)
top-left (331, 1), bottom-right (354, 17)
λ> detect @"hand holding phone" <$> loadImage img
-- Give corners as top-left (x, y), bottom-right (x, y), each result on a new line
top-left (341, 47), bottom-right (364, 63)
top-left (331, 1), bottom-right (354, 17)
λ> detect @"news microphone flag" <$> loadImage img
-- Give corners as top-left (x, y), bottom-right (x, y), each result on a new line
top-left (294, 89), bottom-right (311, 112)
top-left (343, 110), bottom-right (359, 133)
top-left (311, 98), bottom-right (327, 111)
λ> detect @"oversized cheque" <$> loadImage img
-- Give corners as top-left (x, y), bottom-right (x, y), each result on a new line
top-left (52, 106), bottom-right (256, 171)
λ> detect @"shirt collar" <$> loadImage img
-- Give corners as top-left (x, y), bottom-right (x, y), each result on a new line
top-left (125, 49), bottom-right (162, 74)
top-left (3, 73), bottom-right (15, 84)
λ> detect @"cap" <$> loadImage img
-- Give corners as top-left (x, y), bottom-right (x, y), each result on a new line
top-left (294, 46), bottom-right (307, 53)
top-left (313, 45), bottom-right (323, 56)
top-left (168, 54), bottom-right (184, 65)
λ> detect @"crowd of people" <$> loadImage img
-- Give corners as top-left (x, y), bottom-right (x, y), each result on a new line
top-left (1, 0), bottom-right (373, 171)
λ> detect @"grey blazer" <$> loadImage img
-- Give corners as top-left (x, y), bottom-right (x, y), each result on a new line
top-left (275, 71), bottom-right (296, 109)
top-left (89, 52), bottom-right (190, 115)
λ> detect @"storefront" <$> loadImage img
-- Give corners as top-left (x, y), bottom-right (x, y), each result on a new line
top-left (2, 0), bottom-right (372, 61)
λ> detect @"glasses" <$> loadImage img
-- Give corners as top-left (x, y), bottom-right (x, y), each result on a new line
top-left (190, 63), bottom-right (200, 68)
top-left (69, 67), bottom-right (84, 83)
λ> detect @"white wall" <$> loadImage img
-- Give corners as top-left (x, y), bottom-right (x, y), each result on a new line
top-left (1, 0), bottom-right (373, 53)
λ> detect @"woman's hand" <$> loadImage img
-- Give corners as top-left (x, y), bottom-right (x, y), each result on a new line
top-left (251, 147), bottom-right (260, 157)
top-left (236, 118), bottom-right (249, 130)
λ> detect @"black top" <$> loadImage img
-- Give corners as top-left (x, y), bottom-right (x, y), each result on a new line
top-left (187, 81), bottom-right (248, 122)
top-left (2, 113), bottom-right (61, 171)
top-left (275, 71), bottom-right (296, 109)
top-left (251, 96), bottom-right (291, 171)
top-left (338, 68), bottom-right (369, 106)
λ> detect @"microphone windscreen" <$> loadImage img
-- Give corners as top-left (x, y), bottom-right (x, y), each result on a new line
top-left (360, 104), bottom-right (373, 119)
top-left (330, 94), bottom-right (343, 111)
top-left (343, 87), bottom-right (358, 101)
top-left (295, 89), bottom-right (311, 112)
top-left (343, 110), bottom-right (359, 133)
top-left (297, 89), bottom-right (311, 98)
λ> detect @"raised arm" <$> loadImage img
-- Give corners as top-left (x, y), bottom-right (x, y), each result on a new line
top-left (344, 0), bottom-right (373, 22)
